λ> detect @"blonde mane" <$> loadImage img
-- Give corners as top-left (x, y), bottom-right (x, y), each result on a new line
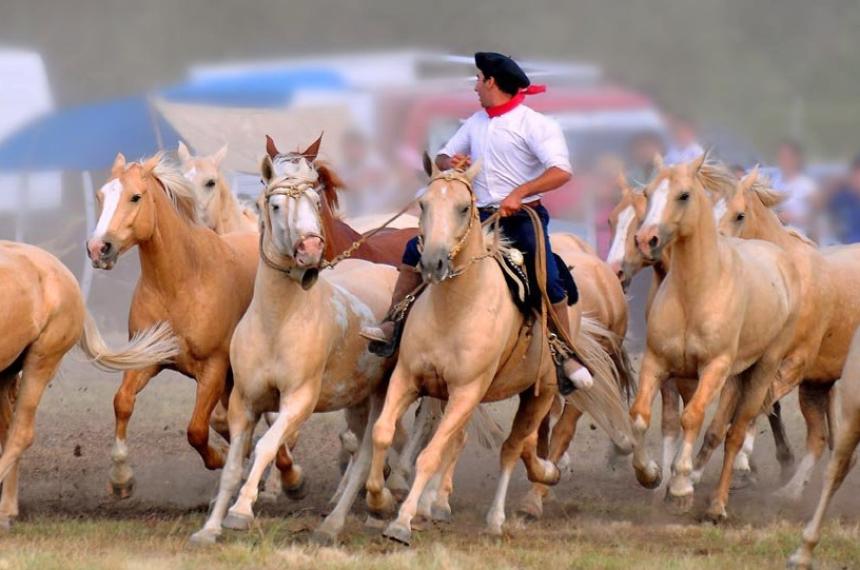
top-left (696, 161), bottom-right (737, 199)
top-left (748, 178), bottom-right (789, 208)
top-left (149, 154), bottom-right (202, 223)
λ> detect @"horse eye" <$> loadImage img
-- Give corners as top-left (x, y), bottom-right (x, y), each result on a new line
top-left (736, 212), bottom-right (745, 221)
top-left (271, 204), bottom-right (280, 211)
top-left (678, 192), bottom-right (690, 201)
top-left (130, 194), bottom-right (142, 203)
top-left (460, 205), bottom-right (469, 215)
top-left (205, 180), bottom-right (216, 189)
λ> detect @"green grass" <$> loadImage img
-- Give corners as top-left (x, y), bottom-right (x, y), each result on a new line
top-left (0, 513), bottom-right (858, 570)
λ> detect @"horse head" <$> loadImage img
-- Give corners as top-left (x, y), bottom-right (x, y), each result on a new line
top-left (177, 141), bottom-right (228, 230)
top-left (417, 155), bottom-right (482, 283)
top-left (606, 173), bottom-right (649, 291)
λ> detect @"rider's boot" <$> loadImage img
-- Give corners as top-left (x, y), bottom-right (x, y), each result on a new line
top-left (360, 267), bottom-right (423, 358)
top-left (550, 300), bottom-right (594, 395)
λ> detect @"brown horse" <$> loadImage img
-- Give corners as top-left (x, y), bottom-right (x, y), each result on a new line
top-left (0, 241), bottom-right (178, 529)
top-left (265, 135), bottom-right (417, 266)
top-left (364, 162), bottom-right (631, 544)
top-left (629, 157), bottom-right (802, 520)
top-left (788, 327), bottom-right (860, 569)
top-left (85, 153), bottom-right (259, 497)
top-left (716, 169), bottom-right (860, 500)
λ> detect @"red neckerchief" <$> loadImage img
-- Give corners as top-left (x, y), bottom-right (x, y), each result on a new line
top-left (485, 85), bottom-right (546, 118)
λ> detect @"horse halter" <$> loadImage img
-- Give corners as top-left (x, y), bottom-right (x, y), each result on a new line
top-left (425, 170), bottom-right (479, 262)
top-left (258, 172), bottom-right (326, 290)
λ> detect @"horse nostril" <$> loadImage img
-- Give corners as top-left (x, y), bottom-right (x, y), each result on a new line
top-left (648, 236), bottom-right (659, 249)
top-left (436, 259), bottom-right (444, 272)
top-left (616, 269), bottom-right (624, 280)
top-left (101, 242), bottom-right (112, 255)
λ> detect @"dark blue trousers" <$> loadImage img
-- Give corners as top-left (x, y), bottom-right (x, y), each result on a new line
top-left (402, 204), bottom-right (569, 303)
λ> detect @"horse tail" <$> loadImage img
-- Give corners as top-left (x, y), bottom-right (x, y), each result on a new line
top-left (78, 311), bottom-right (179, 371)
top-left (469, 404), bottom-right (506, 450)
top-left (568, 314), bottom-right (635, 454)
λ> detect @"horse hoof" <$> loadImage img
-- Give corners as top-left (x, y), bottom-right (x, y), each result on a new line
top-left (109, 478), bottom-right (135, 500)
top-left (431, 504), bottom-right (452, 523)
top-left (310, 528), bottom-right (338, 546)
top-left (786, 549), bottom-right (813, 569)
top-left (284, 478), bottom-right (308, 501)
top-left (386, 473), bottom-right (410, 502)
top-left (364, 514), bottom-right (386, 529)
top-left (703, 501), bottom-right (728, 524)
top-left (222, 511), bottom-right (254, 531)
top-left (188, 528), bottom-right (220, 546)
top-left (383, 521), bottom-right (412, 546)
top-left (730, 470), bottom-right (757, 490)
top-left (666, 491), bottom-right (694, 514)
top-left (516, 494), bottom-right (544, 521)
top-left (635, 462), bottom-right (662, 490)
top-left (0, 516), bottom-right (14, 532)
top-left (367, 487), bottom-right (396, 516)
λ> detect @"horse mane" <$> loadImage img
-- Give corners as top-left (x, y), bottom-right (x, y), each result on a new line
top-left (696, 162), bottom-right (736, 199)
top-left (313, 161), bottom-right (344, 213)
top-left (149, 154), bottom-right (201, 223)
top-left (747, 178), bottom-right (788, 208)
top-left (786, 226), bottom-right (818, 247)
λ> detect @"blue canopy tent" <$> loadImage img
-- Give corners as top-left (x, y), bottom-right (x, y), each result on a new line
top-left (0, 67), bottom-right (346, 172)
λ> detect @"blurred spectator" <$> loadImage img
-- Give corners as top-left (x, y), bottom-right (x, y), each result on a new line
top-left (664, 115), bottom-right (704, 165)
top-left (826, 154), bottom-right (860, 244)
top-left (730, 164), bottom-right (747, 179)
top-left (771, 139), bottom-right (818, 230)
top-left (338, 129), bottom-right (399, 216)
top-left (628, 131), bottom-right (665, 183)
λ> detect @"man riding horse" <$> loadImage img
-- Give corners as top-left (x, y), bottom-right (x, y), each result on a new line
top-left (362, 52), bottom-right (591, 395)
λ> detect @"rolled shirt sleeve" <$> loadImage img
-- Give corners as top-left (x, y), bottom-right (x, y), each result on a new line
top-left (527, 115), bottom-right (572, 174)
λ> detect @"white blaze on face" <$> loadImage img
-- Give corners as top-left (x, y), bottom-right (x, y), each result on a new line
top-left (183, 166), bottom-right (197, 182)
top-left (642, 179), bottom-right (670, 228)
top-left (289, 192), bottom-right (321, 244)
top-left (607, 205), bottom-right (635, 267)
top-left (93, 178), bottom-right (123, 239)
top-left (713, 198), bottom-right (727, 224)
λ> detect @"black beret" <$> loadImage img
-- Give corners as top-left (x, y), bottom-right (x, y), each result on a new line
top-left (474, 52), bottom-right (530, 96)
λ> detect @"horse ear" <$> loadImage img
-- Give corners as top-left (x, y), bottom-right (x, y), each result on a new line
top-left (265, 135), bottom-right (280, 158)
top-left (177, 141), bottom-right (192, 163)
top-left (690, 152), bottom-right (707, 174)
top-left (463, 159), bottom-right (482, 182)
top-left (141, 153), bottom-right (161, 174)
top-left (260, 155), bottom-right (275, 184)
top-left (302, 132), bottom-right (324, 162)
top-left (212, 144), bottom-right (228, 167)
top-left (422, 151), bottom-right (439, 178)
top-left (111, 152), bottom-right (126, 176)
top-left (653, 152), bottom-right (664, 171)
top-left (746, 164), bottom-right (760, 186)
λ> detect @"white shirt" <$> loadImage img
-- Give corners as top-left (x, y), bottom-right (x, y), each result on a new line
top-left (438, 105), bottom-right (572, 207)
top-left (664, 141), bottom-right (705, 166)
top-left (773, 171), bottom-right (817, 226)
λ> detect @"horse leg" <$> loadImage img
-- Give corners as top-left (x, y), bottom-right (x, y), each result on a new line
top-left (486, 376), bottom-right (559, 535)
top-left (382, 382), bottom-right (483, 545)
top-left (706, 357), bottom-right (786, 521)
top-left (519, 400), bottom-right (582, 520)
top-left (388, 398), bottom-right (440, 501)
top-left (110, 366), bottom-right (159, 498)
top-left (224, 383), bottom-right (318, 529)
top-left (430, 428), bottom-right (466, 522)
top-left (788, 392), bottom-right (860, 569)
top-left (656, 379), bottom-right (682, 496)
top-left (190, 389), bottom-right (257, 544)
top-left (690, 375), bottom-right (739, 485)
top-left (330, 404), bottom-right (368, 506)
top-left (313, 391), bottom-right (385, 545)
top-left (273, 430), bottom-right (305, 499)
top-left (0, 373), bottom-right (19, 530)
top-left (767, 400), bottom-right (795, 482)
top-left (667, 356), bottom-right (732, 512)
top-left (629, 350), bottom-right (668, 489)
top-left (187, 360), bottom-right (230, 470)
top-left (776, 382), bottom-right (831, 502)
top-left (365, 366), bottom-right (419, 518)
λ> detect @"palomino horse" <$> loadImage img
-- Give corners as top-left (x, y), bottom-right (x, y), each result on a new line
top-left (177, 142), bottom-right (258, 234)
top-left (716, 169), bottom-right (860, 500)
top-left (629, 157), bottom-right (802, 520)
top-left (265, 135), bottom-right (417, 266)
top-left (189, 150), bottom-right (398, 545)
top-left (608, 172), bottom-right (794, 489)
top-left (86, 153), bottom-right (258, 497)
top-left (364, 161), bottom-right (632, 544)
top-left (0, 241), bottom-right (178, 529)
top-left (788, 327), bottom-right (860, 569)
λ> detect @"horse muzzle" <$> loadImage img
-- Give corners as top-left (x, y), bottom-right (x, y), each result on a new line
top-left (86, 237), bottom-right (118, 270)
top-left (419, 248), bottom-right (453, 284)
top-left (293, 235), bottom-right (324, 268)
top-left (634, 226), bottom-right (665, 263)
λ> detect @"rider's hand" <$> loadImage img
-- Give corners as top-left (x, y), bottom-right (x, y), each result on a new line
top-left (499, 191), bottom-right (524, 217)
top-left (451, 154), bottom-right (471, 170)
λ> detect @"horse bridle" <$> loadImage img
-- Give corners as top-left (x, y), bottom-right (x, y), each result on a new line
top-left (258, 173), bottom-right (326, 289)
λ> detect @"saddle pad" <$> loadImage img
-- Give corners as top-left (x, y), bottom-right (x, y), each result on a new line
top-left (495, 249), bottom-right (531, 315)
